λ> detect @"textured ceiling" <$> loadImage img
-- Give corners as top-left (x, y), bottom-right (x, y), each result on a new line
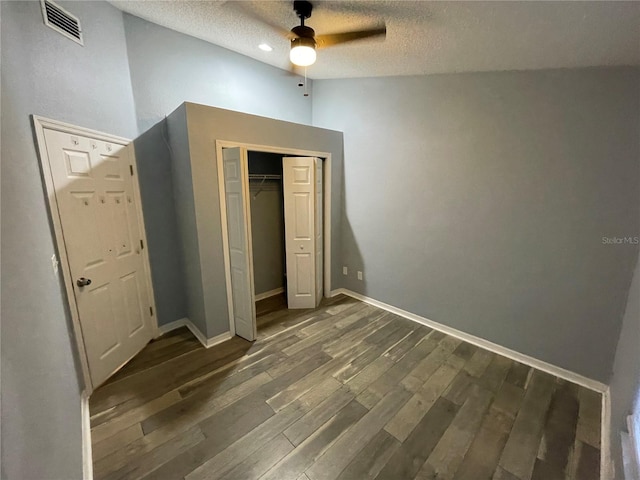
top-left (110, 1), bottom-right (640, 79)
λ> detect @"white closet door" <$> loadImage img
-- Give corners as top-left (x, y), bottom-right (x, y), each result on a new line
top-left (314, 158), bottom-right (323, 306)
top-left (222, 147), bottom-right (256, 341)
top-left (44, 129), bottom-right (154, 387)
top-left (283, 157), bottom-right (321, 309)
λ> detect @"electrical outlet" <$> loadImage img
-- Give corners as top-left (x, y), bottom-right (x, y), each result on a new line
top-left (343, 266), bottom-right (348, 275)
top-left (357, 271), bottom-right (363, 281)
top-left (51, 253), bottom-right (59, 274)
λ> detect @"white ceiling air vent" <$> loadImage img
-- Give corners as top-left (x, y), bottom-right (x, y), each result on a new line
top-left (40, 0), bottom-right (83, 45)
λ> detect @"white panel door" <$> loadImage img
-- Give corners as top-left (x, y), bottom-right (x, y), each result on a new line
top-left (314, 158), bottom-right (323, 306)
top-left (283, 157), bottom-right (321, 309)
top-left (222, 147), bottom-right (256, 341)
top-left (44, 129), bottom-right (154, 387)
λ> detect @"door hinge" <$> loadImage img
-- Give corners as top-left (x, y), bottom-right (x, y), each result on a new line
top-left (149, 306), bottom-right (154, 316)
top-left (129, 165), bottom-right (134, 176)
top-left (140, 239), bottom-right (144, 250)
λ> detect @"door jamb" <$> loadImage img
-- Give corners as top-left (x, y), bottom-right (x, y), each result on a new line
top-left (216, 140), bottom-right (332, 338)
top-left (32, 115), bottom-right (159, 396)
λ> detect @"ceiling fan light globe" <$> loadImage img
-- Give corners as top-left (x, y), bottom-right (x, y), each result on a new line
top-left (290, 45), bottom-right (316, 67)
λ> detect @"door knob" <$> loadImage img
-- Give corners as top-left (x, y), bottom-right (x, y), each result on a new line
top-left (77, 277), bottom-right (92, 287)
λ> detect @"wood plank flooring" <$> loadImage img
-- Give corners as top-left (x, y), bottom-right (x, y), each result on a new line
top-left (90, 294), bottom-right (601, 480)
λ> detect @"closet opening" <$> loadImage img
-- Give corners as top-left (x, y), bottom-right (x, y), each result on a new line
top-left (216, 141), bottom-right (332, 342)
top-left (247, 151), bottom-right (287, 329)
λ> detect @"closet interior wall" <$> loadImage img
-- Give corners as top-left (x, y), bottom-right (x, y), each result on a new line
top-left (248, 151), bottom-right (286, 299)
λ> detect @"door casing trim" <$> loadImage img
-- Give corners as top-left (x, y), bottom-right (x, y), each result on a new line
top-left (32, 115), bottom-right (158, 396)
top-left (216, 140), bottom-right (332, 339)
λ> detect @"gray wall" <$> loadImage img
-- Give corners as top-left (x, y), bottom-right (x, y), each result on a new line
top-left (122, 13), bottom-right (312, 133)
top-left (1, 1), bottom-right (138, 478)
top-left (171, 103), bottom-right (343, 337)
top-left (166, 105), bottom-right (207, 333)
top-left (313, 67), bottom-right (640, 383)
top-left (250, 188), bottom-right (286, 295)
top-left (249, 152), bottom-right (285, 296)
top-left (610, 252), bottom-right (640, 479)
top-left (133, 123), bottom-right (187, 326)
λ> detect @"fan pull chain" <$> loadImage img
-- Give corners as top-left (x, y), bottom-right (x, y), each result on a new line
top-left (297, 69), bottom-right (310, 97)
top-left (304, 68), bottom-right (309, 97)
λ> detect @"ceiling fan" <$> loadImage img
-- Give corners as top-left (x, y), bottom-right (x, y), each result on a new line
top-left (277, 1), bottom-right (387, 67)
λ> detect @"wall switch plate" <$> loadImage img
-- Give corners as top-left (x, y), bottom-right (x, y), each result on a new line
top-left (51, 253), bottom-right (59, 274)
top-left (343, 266), bottom-right (348, 275)
top-left (357, 271), bottom-right (363, 280)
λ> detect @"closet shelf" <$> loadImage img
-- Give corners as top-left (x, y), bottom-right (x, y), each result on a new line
top-left (249, 174), bottom-right (281, 199)
top-left (248, 174), bottom-right (281, 181)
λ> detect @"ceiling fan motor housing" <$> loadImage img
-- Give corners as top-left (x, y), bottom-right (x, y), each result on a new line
top-left (292, 25), bottom-right (316, 40)
top-left (291, 36), bottom-right (316, 52)
top-left (293, 1), bottom-right (313, 20)
top-left (287, 0), bottom-right (385, 69)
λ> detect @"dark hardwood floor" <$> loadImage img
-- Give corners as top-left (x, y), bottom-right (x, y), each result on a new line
top-left (89, 294), bottom-right (601, 480)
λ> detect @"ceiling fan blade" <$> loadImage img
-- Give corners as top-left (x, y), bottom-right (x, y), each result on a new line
top-left (315, 27), bottom-right (386, 49)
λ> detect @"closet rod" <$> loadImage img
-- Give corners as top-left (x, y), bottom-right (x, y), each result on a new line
top-left (249, 173), bottom-right (281, 199)
top-left (248, 174), bottom-right (281, 180)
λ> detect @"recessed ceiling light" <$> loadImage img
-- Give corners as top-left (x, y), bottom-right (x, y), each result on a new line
top-left (258, 43), bottom-right (273, 52)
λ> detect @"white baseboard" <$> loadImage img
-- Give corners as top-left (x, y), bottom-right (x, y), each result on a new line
top-left (198, 329), bottom-right (234, 349)
top-left (602, 388), bottom-right (613, 480)
top-left (81, 391), bottom-right (93, 480)
top-left (626, 413), bottom-right (640, 480)
top-left (331, 288), bottom-right (612, 478)
top-left (622, 431), bottom-right (636, 480)
top-left (156, 318), bottom-right (188, 337)
top-left (331, 287), bottom-right (612, 479)
top-left (156, 317), bottom-right (233, 349)
top-left (255, 287), bottom-right (285, 302)
top-left (331, 288), bottom-right (607, 393)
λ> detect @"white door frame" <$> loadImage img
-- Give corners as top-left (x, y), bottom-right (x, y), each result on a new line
top-left (32, 115), bottom-right (158, 395)
top-left (216, 140), bottom-right (332, 337)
